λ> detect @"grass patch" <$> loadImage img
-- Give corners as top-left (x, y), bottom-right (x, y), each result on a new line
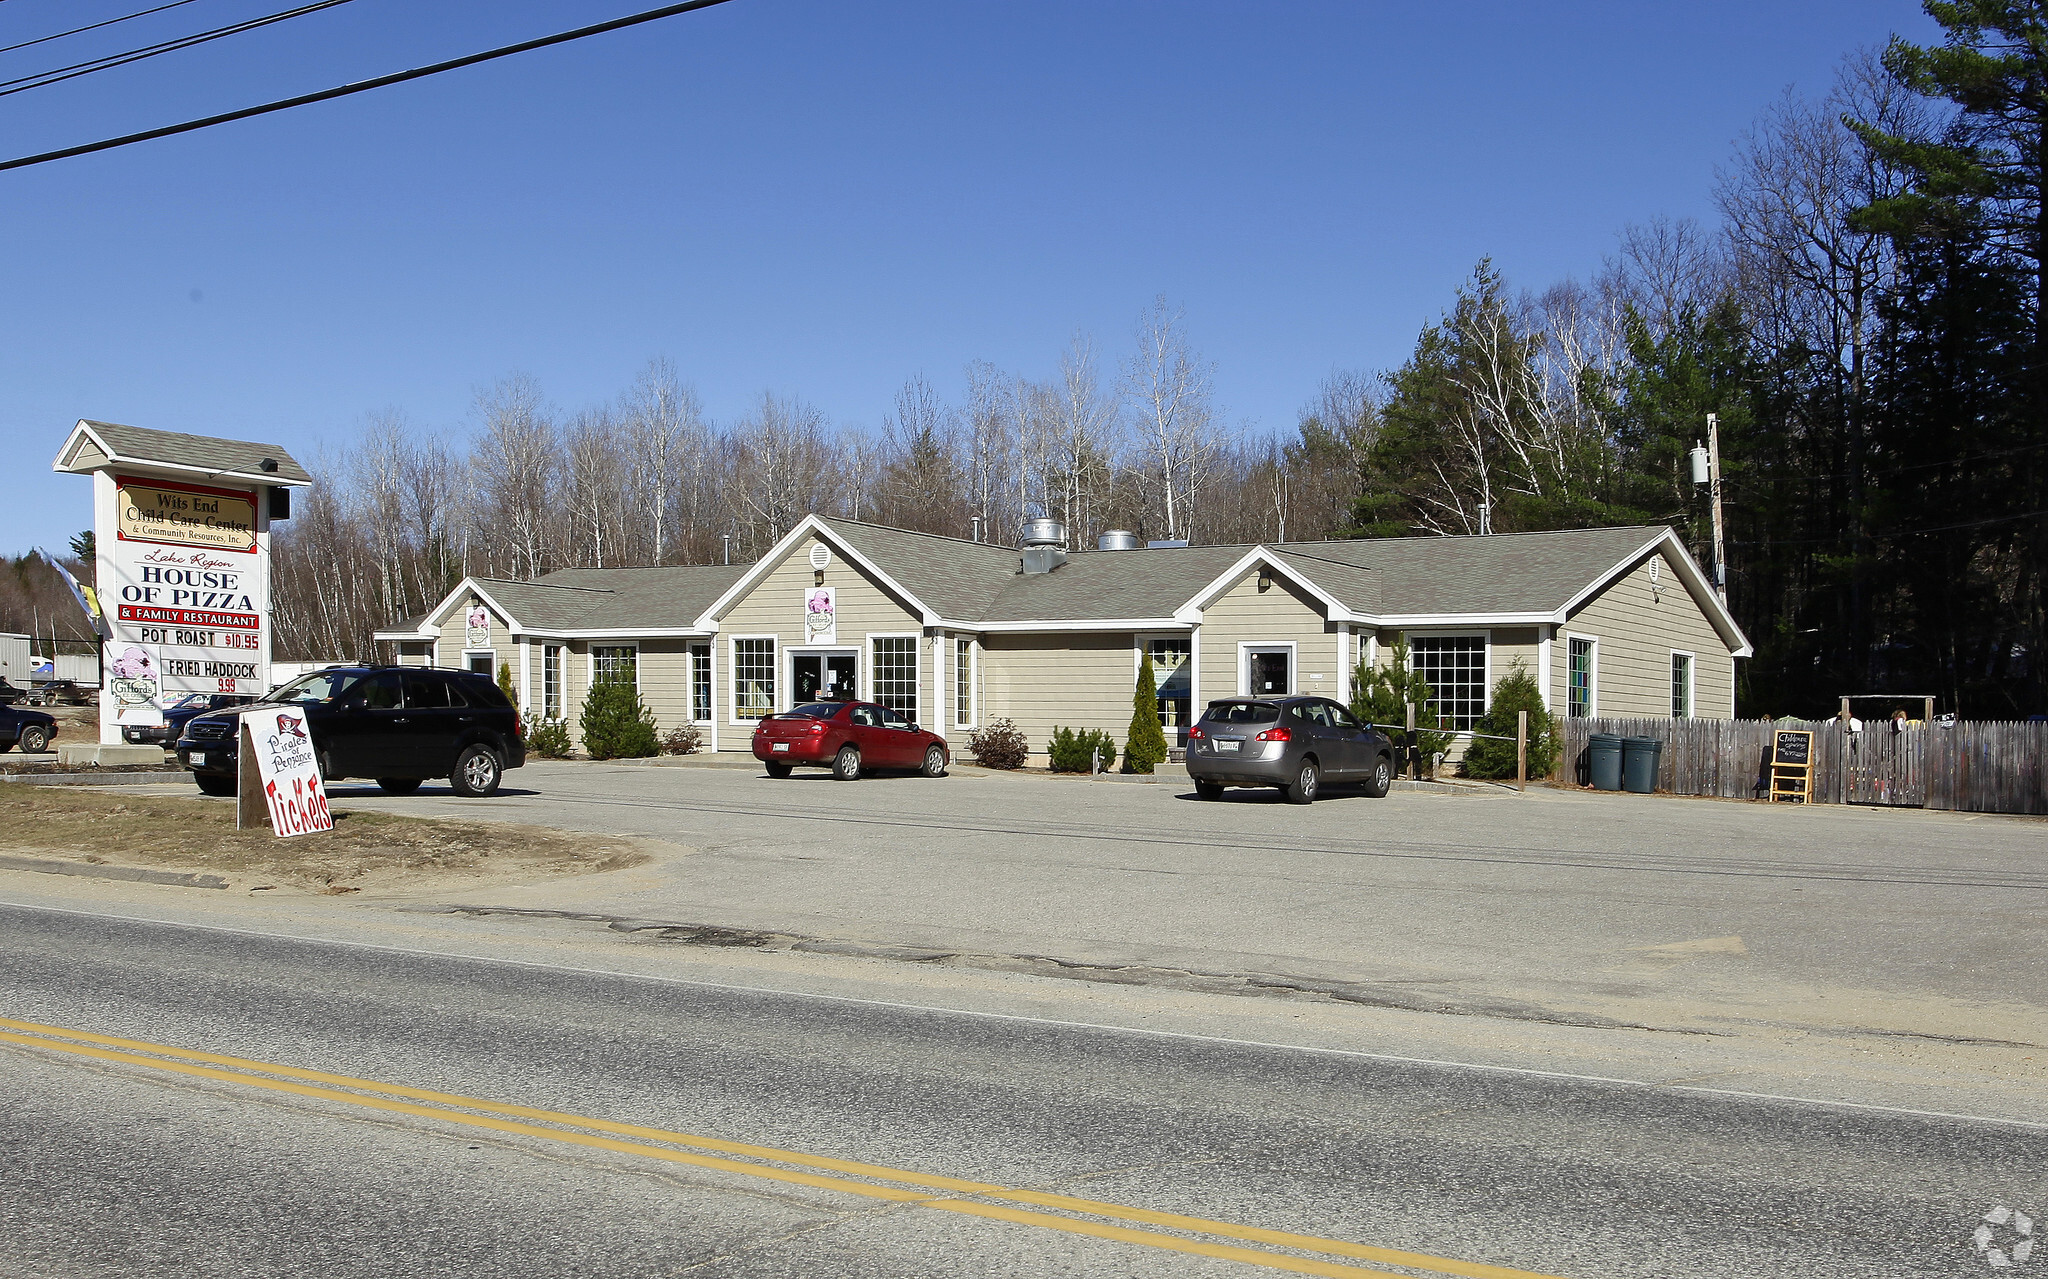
top-left (0, 786), bottom-right (648, 893)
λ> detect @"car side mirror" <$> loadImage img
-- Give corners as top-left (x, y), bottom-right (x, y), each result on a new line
top-left (909, 724), bottom-right (921, 733)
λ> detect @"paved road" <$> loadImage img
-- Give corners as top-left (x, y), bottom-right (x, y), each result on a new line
top-left (3, 899), bottom-right (2040, 1279)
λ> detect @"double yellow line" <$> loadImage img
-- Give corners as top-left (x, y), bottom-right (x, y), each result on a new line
top-left (0, 1015), bottom-right (1570, 1279)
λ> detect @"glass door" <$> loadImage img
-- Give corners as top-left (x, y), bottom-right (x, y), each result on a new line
top-left (792, 651), bottom-right (857, 703)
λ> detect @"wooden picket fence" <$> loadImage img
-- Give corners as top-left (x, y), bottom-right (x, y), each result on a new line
top-left (1556, 717), bottom-right (2048, 815)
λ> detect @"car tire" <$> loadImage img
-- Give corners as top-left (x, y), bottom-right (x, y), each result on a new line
top-left (1195, 781), bottom-right (1225, 801)
top-left (1284, 759), bottom-right (1319, 804)
top-left (765, 762), bottom-right (793, 778)
top-left (833, 746), bottom-right (861, 781)
top-left (195, 774), bottom-right (237, 797)
top-left (377, 777), bottom-right (423, 795)
top-left (19, 726), bottom-right (49, 754)
top-left (920, 745), bottom-right (947, 778)
top-left (450, 745), bottom-right (503, 798)
top-left (1363, 755), bottom-right (1392, 798)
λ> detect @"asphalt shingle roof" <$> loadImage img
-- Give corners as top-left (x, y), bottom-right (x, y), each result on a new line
top-left (72, 420), bottom-right (313, 484)
top-left (383, 520), bottom-right (1700, 639)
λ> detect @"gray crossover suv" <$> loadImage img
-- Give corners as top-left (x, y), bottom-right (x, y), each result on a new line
top-left (1186, 696), bottom-right (1394, 804)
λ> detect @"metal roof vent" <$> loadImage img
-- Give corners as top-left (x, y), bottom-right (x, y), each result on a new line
top-left (1147, 539), bottom-right (1189, 549)
top-left (1022, 518), bottom-right (1066, 547)
top-left (1097, 529), bottom-right (1140, 552)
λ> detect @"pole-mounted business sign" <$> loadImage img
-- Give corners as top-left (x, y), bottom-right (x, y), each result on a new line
top-left (52, 419), bottom-right (310, 747)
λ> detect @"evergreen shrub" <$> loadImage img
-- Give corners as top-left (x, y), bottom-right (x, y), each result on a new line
top-left (1048, 726), bottom-right (1117, 773)
top-left (1459, 661), bottom-right (1558, 780)
top-left (527, 719), bottom-right (573, 759)
top-left (1123, 661), bottom-right (1169, 773)
top-left (579, 675), bottom-right (660, 760)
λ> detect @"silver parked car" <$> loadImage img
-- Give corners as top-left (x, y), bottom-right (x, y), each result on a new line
top-left (1186, 696), bottom-right (1395, 803)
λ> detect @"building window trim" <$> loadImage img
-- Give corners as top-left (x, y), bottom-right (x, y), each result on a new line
top-left (1565, 632), bottom-right (1598, 720)
top-left (1236, 641), bottom-right (1298, 698)
top-left (542, 644), bottom-right (564, 720)
top-left (1405, 629), bottom-right (1490, 731)
top-left (1139, 632), bottom-right (1194, 736)
top-left (1670, 649), bottom-right (1695, 719)
top-left (868, 632), bottom-right (920, 725)
top-left (463, 649), bottom-right (495, 677)
top-left (689, 642), bottom-right (713, 724)
top-left (953, 636), bottom-right (976, 730)
top-left (729, 635), bottom-right (777, 724)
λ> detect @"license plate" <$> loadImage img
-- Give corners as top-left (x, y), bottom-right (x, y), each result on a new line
top-left (189, 752), bottom-right (206, 765)
top-left (1215, 740), bottom-right (1240, 753)
top-left (771, 742), bottom-right (790, 752)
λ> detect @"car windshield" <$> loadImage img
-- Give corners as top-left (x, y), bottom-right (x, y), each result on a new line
top-left (787, 702), bottom-right (842, 719)
top-left (168, 693), bottom-right (213, 711)
top-left (1203, 701), bottom-right (1279, 725)
top-left (270, 670), bottom-right (366, 704)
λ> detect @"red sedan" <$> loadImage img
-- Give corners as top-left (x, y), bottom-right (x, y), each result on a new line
top-left (751, 699), bottom-right (950, 780)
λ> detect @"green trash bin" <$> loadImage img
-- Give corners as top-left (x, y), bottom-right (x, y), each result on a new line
top-left (1588, 733), bottom-right (1624, 791)
top-left (1622, 736), bottom-right (1663, 794)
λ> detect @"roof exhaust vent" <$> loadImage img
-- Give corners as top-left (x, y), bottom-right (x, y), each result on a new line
top-left (1098, 529), bottom-right (1140, 552)
top-left (1022, 518), bottom-right (1066, 547)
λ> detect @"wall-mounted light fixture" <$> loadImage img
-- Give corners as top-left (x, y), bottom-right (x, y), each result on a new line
top-left (1256, 569), bottom-right (1272, 592)
top-left (814, 568), bottom-right (825, 587)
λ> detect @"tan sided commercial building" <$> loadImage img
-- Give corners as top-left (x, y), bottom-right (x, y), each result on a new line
top-left (375, 516), bottom-right (1751, 761)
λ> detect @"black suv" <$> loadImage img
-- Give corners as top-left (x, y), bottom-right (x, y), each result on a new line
top-left (177, 666), bottom-right (525, 798)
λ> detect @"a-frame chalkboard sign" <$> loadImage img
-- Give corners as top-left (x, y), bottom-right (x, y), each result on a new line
top-left (1769, 729), bottom-right (1814, 803)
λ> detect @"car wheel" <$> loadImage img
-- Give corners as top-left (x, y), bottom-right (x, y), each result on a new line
top-left (765, 762), bottom-right (793, 778)
top-left (19, 726), bottom-right (49, 754)
top-left (1195, 781), bottom-right (1225, 801)
top-left (833, 746), bottom-right (861, 781)
top-left (450, 745), bottom-right (503, 797)
top-left (377, 777), bottom-right (423, 795)
top-left (195, 774), bottom-right (237, 797)
top-left (1284, 759), bottom-right (1319, 804)
top-left (1363, 755), bottom-right (1392, 798)
top-left (920, 745), bottom-right (947, 778)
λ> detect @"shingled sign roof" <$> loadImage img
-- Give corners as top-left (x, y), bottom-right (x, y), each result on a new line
top-left (54, 420), bottom-right (313, 485)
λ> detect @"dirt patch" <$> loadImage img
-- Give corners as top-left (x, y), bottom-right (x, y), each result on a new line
top-left (0, 787), bottom-right (650, 894)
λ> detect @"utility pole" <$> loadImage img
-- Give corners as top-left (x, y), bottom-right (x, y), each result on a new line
top-left (1692, 414), bottom-right (1728, 605)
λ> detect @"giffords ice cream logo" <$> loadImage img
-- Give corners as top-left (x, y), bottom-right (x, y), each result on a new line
top-left (108, 645), bottom-right (158, 708)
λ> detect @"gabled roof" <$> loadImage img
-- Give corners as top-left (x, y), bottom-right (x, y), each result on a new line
top-left (53, 420), bottom-right (312, 485)
top-left (372, 517), bottom-right (1750, 657)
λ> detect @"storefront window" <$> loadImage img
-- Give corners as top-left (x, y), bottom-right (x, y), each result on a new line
top-left (691, 644), bottom-right (712, 723)
top-left (542, 645), bottom-right (562, 719)
top-left (734, 639), bottom-right (775, 719)
top-left (593, 645), bottom-right (637, 689)
top-left (1410, 635), bottom-right (1486, 730)
top-left (1148, 637), bottom-right (1191, 729)
top-left (1568, 637), bottom-right (1595, 718)
top-left (872, 636), bottom-right (918, 722)
top-left (954, 638), bottom-right (972, 727)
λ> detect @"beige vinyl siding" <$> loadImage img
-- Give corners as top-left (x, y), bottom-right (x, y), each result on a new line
top-left (1489, 627), bottom-right (1540, 692)
top-left (715, 533), bottom-right (926, 745)
top-left (1196, 571), bottom-right (1336, 706)
top-left (636, 639), bottom-right (694, 736)
top-left (1563, 547), bottom-right (1736, 718)
top-left (980, 632), bottom-right (1132, 761)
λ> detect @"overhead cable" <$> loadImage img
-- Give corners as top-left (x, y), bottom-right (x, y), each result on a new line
top-left (0, 0), bottom-right (736, 172)
top-left (0, 1), bottom-right (355, 99)
top-left (0, 0), bottom-right (204, 57)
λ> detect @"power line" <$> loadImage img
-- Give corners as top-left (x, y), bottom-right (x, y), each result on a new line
top-left (0, 0), bottom-right (204, 57)
top-left (1730, 507), bottom-right (2048, 546)
top-left (0, 1), bottom-right (354, 99)
top-left (0, 0), bottom-right (738, 173)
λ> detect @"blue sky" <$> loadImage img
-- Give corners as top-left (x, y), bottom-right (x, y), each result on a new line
top-left (4, 0), bottom-right (1932, 552)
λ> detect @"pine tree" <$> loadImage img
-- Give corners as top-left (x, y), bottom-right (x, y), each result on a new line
top-left (1123, 660), bottom-right (1169, 773)
top-left (1350, 636), bottom-right (1454, 771)
top-left (579, 674), bottom-right (660, 760)
top-left (1460, 661), bottom-right (1557, 780)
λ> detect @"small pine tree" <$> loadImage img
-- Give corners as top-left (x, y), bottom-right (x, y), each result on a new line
top-left (1350, 635), bottom-right (1454, 769)
top-left (1048, 726), bottom-right (1117, 773)
top-left (497, 661), bottom-right (525, 738)
top-left (1123, 660), bottom-right (1169, 773)
top-left (1460, 661), bottom-right (1558, 780)
top-left (579, 674), bottom-right (660, 760)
